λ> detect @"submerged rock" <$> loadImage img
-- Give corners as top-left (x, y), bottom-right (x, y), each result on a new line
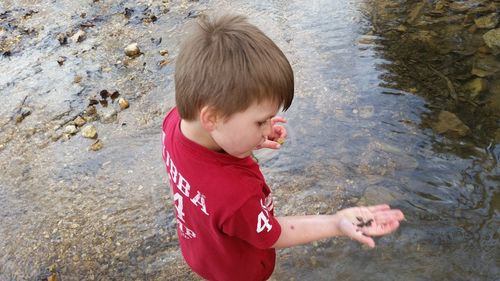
top-left (471, 55), bottom-right (500, 77)
top-left (483, 29), bottom-right (500, 54)
top-left (71, 30), bottom-right (86, 43)
top-left (99, 108), bottom-right (117, 124)
top-left (64, 125), bottom-right (78, 135)
top-left (56, 56), bottom-right (66, 66)
top-left (118, 98), bottom-right (129, 110)
top-left (81, 125), bottom-right (97, 139)
top-left (474, 13), bottom-right (498, 29)
top-left (89, 139), bottom-right (103, 151)
top-left (74, 116), bottom-right (86, 127)
top-left (463, 78), bottom-right (488, 99)
top-left (124, 43), bottom-right (141, 58)
top-left (432, 111), bottom-right (470, 137)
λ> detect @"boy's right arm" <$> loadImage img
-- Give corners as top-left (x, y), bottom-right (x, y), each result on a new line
top-left (272, 204), bottom-right (404, 249)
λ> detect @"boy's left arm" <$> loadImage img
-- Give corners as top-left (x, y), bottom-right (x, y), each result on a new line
top-left (272, 204), bottom-right (404, 249)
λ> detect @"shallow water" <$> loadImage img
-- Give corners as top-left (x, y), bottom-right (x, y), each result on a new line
top-left (0, 0), bottom-right (498, 280)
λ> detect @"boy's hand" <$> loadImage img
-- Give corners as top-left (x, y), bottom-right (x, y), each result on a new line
top-left (256, 117), bottom-right (287, 150)
top-left (337, 204), bottom-right (404, 248)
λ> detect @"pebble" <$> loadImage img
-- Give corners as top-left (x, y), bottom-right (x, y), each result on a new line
top-left (82, 125), bottom-right (98, 139)
top-left (84, 105), bottom-right (97, 117)
top-left (89, 139), bottom-right (103, 151)
top-left (100, 108), bottom-right (117, 124)
top-left (74, 116), bottom-right (86, 127)
top-left (124, 43), bottom-right (141, 58)
top-left (57, 56), bottom-right (66, 66)
top-left (118, 97), bottom-right (129, 110)
top-left (57, 33), bottom-right (68, 45)
top-left (71, 30), bottom-right (86, 43)
top-left (64, 125), bottom-right (78, 135)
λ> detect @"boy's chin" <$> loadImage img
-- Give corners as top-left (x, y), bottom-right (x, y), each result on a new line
top-left (230, 151), bottom-right (253, 159)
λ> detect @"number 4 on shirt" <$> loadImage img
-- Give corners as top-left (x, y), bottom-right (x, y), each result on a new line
top-left (256, 211), bottom-right (272, 233)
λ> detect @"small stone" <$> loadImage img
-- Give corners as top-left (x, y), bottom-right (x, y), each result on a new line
top-left (483, 28), bottom-right (500, 54)
top-left (15, 108), bottom-right (31, 124)
top-left (124, 43), bottom-right (141, 58)
top-left (474, 13), bottom-right (498, 29)
top-left (159, 49), bottom-right (169, 56)
top-left (57, 33), bottom-right (68, 45)
top-left (64, 125), bottom-right (78, 135)
top-left (89, 139), bottom-right (103, 151)
top-left (57, 56), bottom-right (66, 66)
top-left (84, 105), bottom-right (97, 117)
top-left (74, 116), bottom-right (86, 127)
top-left (48, 264), bottom-right (57, 273)
top-left (99, 108), bottom-right (117, 124)
top-left (396, 24), bottom-right (407, 32)
top-left (159, 59), bottom-right (169, 67)
top-left (73, 75), bottom-right (82, 83)
top-left (82, 125), bottom-right (97, 139)
top-left (432, 111), bottom-right (470, 137)
top-left (463, 78), bottom-right (488, 99)
top-left (118, 97), bottom-right (129, 110)
top-left (71, 30), bottom-right (86, 43)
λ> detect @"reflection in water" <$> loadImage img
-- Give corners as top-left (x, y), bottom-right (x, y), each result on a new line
top-left (0, 0), bottom-right (498, 280)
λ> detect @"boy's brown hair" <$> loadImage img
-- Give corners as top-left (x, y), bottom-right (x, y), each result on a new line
top-left (175, 14), bottom-right (294, 121)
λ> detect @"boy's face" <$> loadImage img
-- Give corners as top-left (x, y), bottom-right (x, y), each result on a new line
top-left (210, 100), bottom-right (279, 158)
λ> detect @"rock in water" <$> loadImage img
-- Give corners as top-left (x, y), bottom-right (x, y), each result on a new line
top-left (71, 30), bottom-right (86, 43)
top-left (89, 140), bottom-right (103, 151)
top-left (124, 43), bottom-right (141, 58)
top-left (432, 111), bottom-right (470, 137)
top-left (64, 125), bottom-right (78, 135)
top-left (483, 29), bottom-right (500, 54)
top-left (82, 125), bottom-right (98, 139)
top-left (118, 97), bottom-right (129, 110)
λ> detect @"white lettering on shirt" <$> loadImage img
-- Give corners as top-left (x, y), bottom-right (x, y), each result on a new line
top-left (256, 211), bottom-right (273, 233)
top-left (176, 174), bottom-right (190, 197)
top-left (256, 197), bottom-right (274, 233)
top-left (163, 150), bottom-right (212, 240)
top-left (190, 190), bottom-right (209, 215)
top-left (174, 193), bottom-right (185, 222)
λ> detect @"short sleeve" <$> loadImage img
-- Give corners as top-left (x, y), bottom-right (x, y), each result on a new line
top-left (221, 195), bottom-right (281, 249)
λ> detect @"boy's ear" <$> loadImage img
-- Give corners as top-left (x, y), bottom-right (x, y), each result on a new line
top-left (199, 106), bottom-right (218, 131)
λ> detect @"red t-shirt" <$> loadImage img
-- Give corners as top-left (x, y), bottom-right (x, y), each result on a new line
top-left (162, 108), bottom-right (282, 281)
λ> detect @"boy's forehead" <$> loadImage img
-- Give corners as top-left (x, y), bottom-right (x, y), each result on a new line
top-left (249, 100), bottom-right (280, 116)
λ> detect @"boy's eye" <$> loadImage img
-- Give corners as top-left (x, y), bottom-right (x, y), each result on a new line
top-left (257, 120), bottom-right (268, 126)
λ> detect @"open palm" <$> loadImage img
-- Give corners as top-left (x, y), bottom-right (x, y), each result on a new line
top-left (337, 204), bottom-right (404, 248)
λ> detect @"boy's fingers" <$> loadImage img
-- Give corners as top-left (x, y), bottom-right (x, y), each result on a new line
top-left (340, 218), bottom-right (376, 248)
top-left (257, 140), bottom-right (281, 150)
top-left (366, 204), bottom-right (391, 212)
top-left (374, 210), bottom-right (405, 223)
top-left (271, 116), bottom-right (287, 124)
top-left (352, 230), bottom-right (375, 248)
top-left (273, 125), bottom-right (287, 138)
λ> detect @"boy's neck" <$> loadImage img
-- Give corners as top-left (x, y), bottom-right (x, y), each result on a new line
top-left (180, 119), bottom-right (222, 152)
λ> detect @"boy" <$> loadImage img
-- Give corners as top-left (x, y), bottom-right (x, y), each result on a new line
top-left (162, 14), bottom-right (404, 281)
